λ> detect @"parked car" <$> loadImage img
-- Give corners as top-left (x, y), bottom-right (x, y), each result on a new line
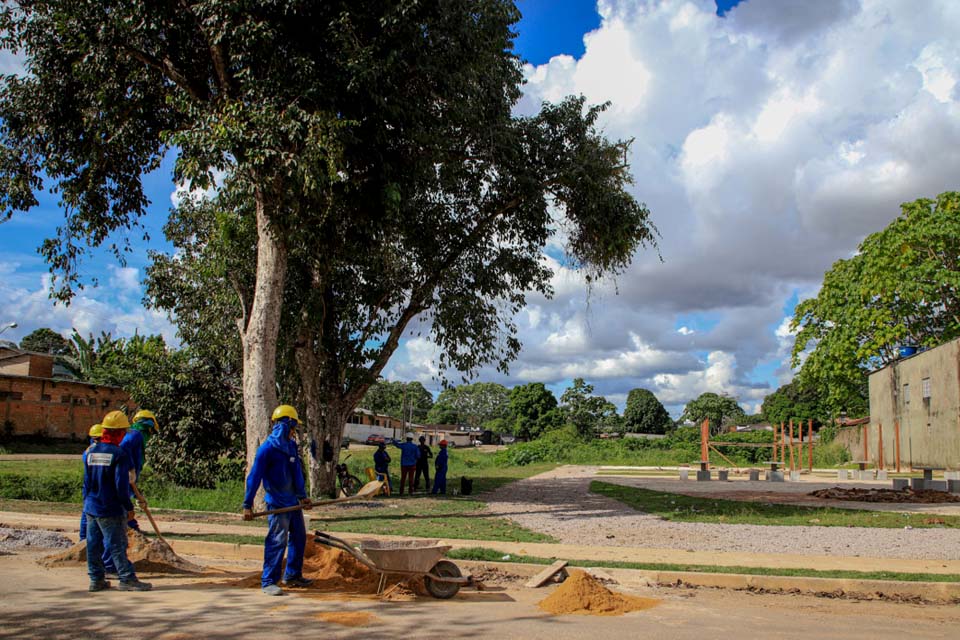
top-left (364, 435), bottom-right (387, 446)
top-left (341, 437), bottom-right (351, 449)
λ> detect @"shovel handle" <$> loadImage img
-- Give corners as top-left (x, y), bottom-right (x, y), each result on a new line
top-left (249, 502), bottom-right (312, 518)
top-left (130, 482), bottom-right (170, 547)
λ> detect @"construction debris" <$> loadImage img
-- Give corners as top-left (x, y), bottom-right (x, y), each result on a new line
top-left (538, 569), bottom-right (661, 616)
top-left (40, 529), bottom-right (203, 573)
top-left (809, 487), bottom-right (960, 503)
top-left (0, 527), bottom-right (73, 551)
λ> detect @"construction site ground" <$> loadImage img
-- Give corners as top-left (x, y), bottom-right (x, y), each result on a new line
top-left (5, 464), bottom-right (960, 638)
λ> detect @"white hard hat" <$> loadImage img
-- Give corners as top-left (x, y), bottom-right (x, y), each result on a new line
top-left (405, 432), bottom-right (415, 439)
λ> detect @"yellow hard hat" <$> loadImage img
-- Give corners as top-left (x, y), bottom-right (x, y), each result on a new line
top-left (271, 405), bottom-right (299, 423)
top-left (88, 424), bottom-right (104, 438)
top-left (133, 409), bottom-right (160, 431)
top-left (101, 410), bottom-right (130, 429)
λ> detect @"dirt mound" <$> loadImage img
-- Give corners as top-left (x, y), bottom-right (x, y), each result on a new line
top-left (233, 538), bottom-right (428, 598)
top-left (810, 487), bottom-right (960, 503)
top-left (0, 527), bottom-right (73, 550)
top-left (313, 611), bottom-right (380, 627)
top-left (40, 529), bottom-right (203, 574)
top-left (538, 569), bottom-right (661, 616)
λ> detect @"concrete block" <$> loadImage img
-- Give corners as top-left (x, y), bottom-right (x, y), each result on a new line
top-left (948, 479), bottom-right (960, 494)
top-left (929, 480), bottom-right (947, 492)
top-left (767, 471), bottom-right (784, 482)
top-left (748, 469), bottom-right (760, 481)
top-left (892, 478), bottom-right (909, 490)
top-left (696, 470), bottom-right (711, 481)
top-left (859, 470), bottom-right (875, 481)
top-left (876, 470), bottom-right (888, 481)
top-left (910, 477), bottom-right (927, 490)
top-left (945, 471), bottom-right (960, 481)
top-left (837, 469), bottom-right (848, 481)
top-left (789, 471), bottom-right (801, 482)
top-left (717, 470), bottom-right (729, 481)
top-left (678, 468), bottom-right (689, 481)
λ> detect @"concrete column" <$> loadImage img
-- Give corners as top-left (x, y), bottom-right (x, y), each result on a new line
top-left (748, 469), bottom-right (760, 481)
top-left (718, 470), bottom-right (729, 481)
top-left (837, 469), bottom-right (848, 481)
top-left (892, 478), bottom-right (909, 490)
top-left (696, 470), bottom-right (711, 481)
top-left (948, 479), bottom-right (960, 494)
top-left (910, 477), bottom-right (927, 490)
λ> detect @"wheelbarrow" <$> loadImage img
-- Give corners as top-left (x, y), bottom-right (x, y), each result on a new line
top-left (313, 531), bottom-right (481, 599)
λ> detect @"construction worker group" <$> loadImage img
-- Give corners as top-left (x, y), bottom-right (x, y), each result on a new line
top-left (82, 403), bottom-right (451, 596)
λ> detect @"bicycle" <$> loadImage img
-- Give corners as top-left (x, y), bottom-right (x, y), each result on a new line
top-left (335, 454), bottom-right (363, 497)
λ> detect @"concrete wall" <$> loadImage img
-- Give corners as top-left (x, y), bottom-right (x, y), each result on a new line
top-left (864, 338), bottom-right (960, 469)
top-left (0, 374), bottom-right (133, 439)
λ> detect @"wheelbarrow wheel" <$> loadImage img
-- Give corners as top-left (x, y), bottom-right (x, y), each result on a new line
top-left (340, 475), bottom-right (362, 496)
top-left (424, 560), bottom-right (462, 599)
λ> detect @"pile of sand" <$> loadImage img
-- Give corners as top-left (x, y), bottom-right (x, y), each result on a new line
top-left (538, 570), bottom-right (661, 617)
top-left (40, 529), bottom-right (203, 574)
top-left (233, 539), bottom-right (426, 598)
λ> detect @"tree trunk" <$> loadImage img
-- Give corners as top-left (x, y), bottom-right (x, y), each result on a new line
top-left (241, 188), bottom-right (288, 510)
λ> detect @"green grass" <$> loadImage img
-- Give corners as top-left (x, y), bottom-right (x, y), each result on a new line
top-left (0, 441), bottom-right (88, 454)
top-left (446, 547), bottom-right (960, 583)
top-left (590, 481), bottom-right (960, 528)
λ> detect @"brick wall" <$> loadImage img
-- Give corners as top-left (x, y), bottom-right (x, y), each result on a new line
top-left (0, 375), bottom-right (134, 440)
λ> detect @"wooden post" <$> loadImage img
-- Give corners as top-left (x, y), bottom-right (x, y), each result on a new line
top-left (807, 419), bottom-right (813, 471)
top-left (894, 420), bottom-right (901, 473)
top-left (788, 419), bottom-right (796, 471)
top-left (877, 422), bottom-right (884, 471)
top-left (863, 424), bottom-right (869, 463)
top-left (780, 421), bottom-right (785, 464)
top-left (701, 418), bottom-right (710, 467)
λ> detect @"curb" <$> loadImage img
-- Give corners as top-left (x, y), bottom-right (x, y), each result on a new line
top-left (159, 538), bottom-right (960, 603)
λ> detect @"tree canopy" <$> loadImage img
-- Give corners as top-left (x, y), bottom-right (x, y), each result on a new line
top-left (761, 381), bottom-right (828, 427)
top-left (623, 388), bottom-right (673, 434)
top-left (358, 380), bottom-right (433, 424)
top-left (507, 382), bottom-right (560, 440)
top-left (19, 328), bottom-right (73, 356)
top-left (560, 378), bottom-right (621, 438)
top-left (680, 392), bottom-right (746, 434)
top-left (791, 191), bottom-right (960, 416)
top-left (425, 382), bottom-right (510, 428)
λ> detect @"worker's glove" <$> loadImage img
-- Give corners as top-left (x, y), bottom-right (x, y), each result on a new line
top-left (137, 498), bottom-right (148, 510)
top-left (299, 498), bottom-right (313, 511)
top-left (242, 508), bottom-right (253, 521)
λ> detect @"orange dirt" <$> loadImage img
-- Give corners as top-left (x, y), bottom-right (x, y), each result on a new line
top-left (538, 570), bottom-right (661, 617)
top-left (232, 538), bottom-right (426, 598)
top-left (313, 611), bottom-right (380, 627)
top-left (40, 529), bottom-right (203, 573)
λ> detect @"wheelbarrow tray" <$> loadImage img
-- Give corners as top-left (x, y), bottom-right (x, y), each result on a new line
top-left (358, 539), bottom-right (452, 573)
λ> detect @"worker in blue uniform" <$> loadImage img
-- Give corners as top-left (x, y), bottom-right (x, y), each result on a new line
top-left (431, 439), bottom-right (449, 495)
top-left (79, 423), bottom-right (103, 543)
top-left (83, 411), bottom-right (152, 592)
top-left (242, 405), bottom-right (313, 596)
top-left (392, 432), bottom-right (420, 495)
top-left (120, 409), bottom-right (159, 532)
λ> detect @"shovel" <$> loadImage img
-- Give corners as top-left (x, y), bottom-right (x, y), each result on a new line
top-left (130, 481), bottom-right (170, 547)
top-left (248, 480), bottom-right (384, 518)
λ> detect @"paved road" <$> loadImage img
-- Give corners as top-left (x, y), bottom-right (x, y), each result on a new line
top-left (4, 549), bottom-right (959, 639)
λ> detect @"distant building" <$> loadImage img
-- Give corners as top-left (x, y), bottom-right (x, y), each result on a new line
top-left (0, 347), bottom-right (132, 440)
top-left (857, 337), bottom-right (960, 469)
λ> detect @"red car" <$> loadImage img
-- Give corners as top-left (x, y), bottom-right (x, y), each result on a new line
top-left (365, 435), bottom-right (387, 446)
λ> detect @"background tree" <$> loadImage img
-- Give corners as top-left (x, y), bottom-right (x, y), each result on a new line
top-left (18, 328), bottom-right (74, 356)
top-left (680, 392), bottom-right (746, 435)
top-left (622, 388), bottom-right (673, 434)
top-left (426, 389), bottom-right (461, 426)
top-left (792, 191), bottom-right (960, 416)
top-left (7, 2), bottom-right (658, 497)
top-left (507, 382), bottom-right (558, 440)
top-left (358, 380), bottom-right (433, 423)
top-left (761, 381), bottom-right (827, 427)
top-left (560, 378), bottom-right (620, 438)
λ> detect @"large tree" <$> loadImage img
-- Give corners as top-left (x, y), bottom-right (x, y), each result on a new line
top-left (760, 381), bottom-right (828, 427)
top-left (680, 392), bottom-right (746, 435)
top-left (623, 388), bottom-right (673, 434)
top-left (4, 2), bottom-right (657, 496)
top-left (560, 378), bottom-right (620, 438)
top-left (19, 328), bottom-right (73, 356)
top-left (358, 380), bottom-right (433, 424)
top-left (791, 191), bottom-right (960, 416)
top-left (507, 382), bottom-right (558, 440)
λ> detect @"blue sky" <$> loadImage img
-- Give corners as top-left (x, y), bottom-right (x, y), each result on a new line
top-left (3, 0), bottom-right (960, 417)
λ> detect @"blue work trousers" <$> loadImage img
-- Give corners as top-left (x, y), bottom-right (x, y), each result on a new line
top-left (262, 511), bottom-right (306, 588)
top-left (86, 515), bottom-right (136, 583)
top-left (431, 471), bottom-right (447, 495)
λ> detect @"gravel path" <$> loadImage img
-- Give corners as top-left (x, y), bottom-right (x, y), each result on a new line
top-left (483, 467), bottom-right (960, 561)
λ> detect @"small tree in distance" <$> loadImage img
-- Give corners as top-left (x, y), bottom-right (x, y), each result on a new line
top-left (623, 388), bottom-right (673, 434)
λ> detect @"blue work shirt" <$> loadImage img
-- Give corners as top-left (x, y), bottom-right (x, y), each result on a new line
top-left (435, 448), bottom-right (448, 473)
top-left (82, 442), bottom-right (135, 518)
top-left (393, 440), bottom-right (420, 466)
top-left (373, 448), bottom-right (391, 472)
top-left (120, 428), bottom-right (147, 480)
top-left (243, 419), bottom-right (306, 510)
